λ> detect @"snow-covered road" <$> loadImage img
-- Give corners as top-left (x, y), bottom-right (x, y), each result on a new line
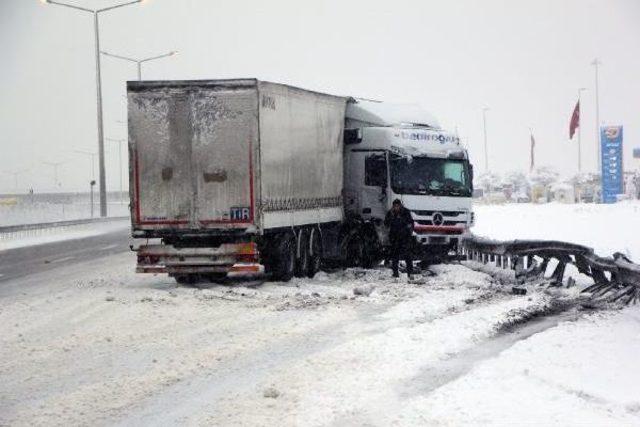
top-left (1, 203), bottom-right (639, 426)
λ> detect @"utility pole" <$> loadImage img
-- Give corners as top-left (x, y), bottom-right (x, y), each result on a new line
top-left (42, 0), bottom-right (145, 217)
top-left (482, 107), bottom-right (490, 172)
top-left (101, 50), bottom-right (177, 81)
top-left (577, 87), bottom-right (587, 173)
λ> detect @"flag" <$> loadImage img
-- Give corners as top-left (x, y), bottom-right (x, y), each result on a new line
top-left (569, 100), bottom-right (580, 139)
top-left (530, 132), bottom-right (535, 171)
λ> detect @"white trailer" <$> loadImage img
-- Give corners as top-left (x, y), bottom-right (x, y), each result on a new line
top-left (129, 79), bottom-right (347, 281)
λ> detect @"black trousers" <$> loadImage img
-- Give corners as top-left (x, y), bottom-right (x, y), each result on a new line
top-left (390, 240), bottom-right (413, 276)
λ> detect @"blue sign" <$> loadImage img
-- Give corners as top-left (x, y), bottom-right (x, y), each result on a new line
top-left (600, 126), bottom-right (623, 203)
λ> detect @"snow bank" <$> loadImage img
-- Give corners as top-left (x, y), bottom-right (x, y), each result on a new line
top-left (397, 309), bottom-right (640, 426)
top-left (474, 201), bottom-right (640, 260)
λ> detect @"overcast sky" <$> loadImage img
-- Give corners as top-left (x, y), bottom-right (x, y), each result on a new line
top-left (1, 0), bottom-right (639, 193)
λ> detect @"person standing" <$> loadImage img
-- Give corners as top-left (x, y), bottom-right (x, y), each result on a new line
top-left (384, 199), bottom-right (415, 278)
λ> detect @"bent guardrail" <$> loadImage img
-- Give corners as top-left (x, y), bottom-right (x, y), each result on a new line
top-left (460, 236), bottom-right (640, 305)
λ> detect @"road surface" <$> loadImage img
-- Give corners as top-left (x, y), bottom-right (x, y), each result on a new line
top-left (0, 225), bottom-right (130, 297)
top-left (0, 218), bottom-right (638, 426)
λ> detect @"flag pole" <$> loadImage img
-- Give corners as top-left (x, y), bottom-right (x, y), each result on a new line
top-left (578, 87), bottom-right (586, 173)
top-left (529, 127), bottom-right (535, 172)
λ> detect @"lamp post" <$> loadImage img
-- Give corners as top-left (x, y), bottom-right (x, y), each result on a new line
top-left (42, 161), bottom-right (64, 189)
top-left (101, 50), bottom-right (177, 80)
top-left (41, 0), bottom-right (145, 217)
top-left (74, 149), bottom-right (98, 181)
top-left (482, 107), bottom-right (490, 172)
top-left (4, 170), bottom-right (28, 193)
top-left (106, 137), bottom-right (125, 201)
top-left (591, 58), bottom-right (602, 173)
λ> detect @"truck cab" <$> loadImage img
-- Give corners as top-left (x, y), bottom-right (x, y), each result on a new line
top-left (343, 99), bottom-right (474, 261)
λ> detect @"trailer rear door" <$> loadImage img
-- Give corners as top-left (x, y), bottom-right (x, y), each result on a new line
top-left (191, 89), bottom-right (257, 228)
top-left (129, 81), bottom-right (258, 231)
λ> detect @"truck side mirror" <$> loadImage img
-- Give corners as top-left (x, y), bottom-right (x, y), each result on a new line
top-left (469, 164), bottom-right (474, 191)
top-left (344, 128), bottom-right (362, 145)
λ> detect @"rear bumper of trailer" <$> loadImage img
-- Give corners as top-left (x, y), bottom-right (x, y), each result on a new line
top-left (133, 242), bottom-right (263, 276)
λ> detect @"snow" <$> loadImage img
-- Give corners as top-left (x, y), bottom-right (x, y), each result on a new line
top-left (346, 99), bottom-right (440, 128)
top-left (0, 195), bottom-right (129, 226)
top-left (0, 220), bottom-right (129, 251)
top-left (474, 201), bottom-right (640, 260)
top-left (400, 309), bottom-right (640, 426)
top-left (0, 202), bottom-right (639, 425)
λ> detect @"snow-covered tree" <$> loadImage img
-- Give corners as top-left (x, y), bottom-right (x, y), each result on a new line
top-left (529, 166), bottom-right (559, 188)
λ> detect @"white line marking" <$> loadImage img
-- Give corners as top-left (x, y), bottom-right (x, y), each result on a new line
top-left (100, 244), bottom-right (118, 251)
top-left (51, 256), bottom-right (75, 263)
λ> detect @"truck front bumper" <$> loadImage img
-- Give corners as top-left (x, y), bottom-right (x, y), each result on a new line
top-left (412, 224), bottom-right (470, 246)
top-left (134, 242), bottom-right (264, 276)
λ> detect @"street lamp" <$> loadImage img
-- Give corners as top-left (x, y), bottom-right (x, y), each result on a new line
top-left (591, 59), bottom-right (602, 175)
top-left (42, 161), bottom-right (65, 189)
top-left (4, 170), bottom-right (28, 193)
top-left (41, 0), bottom-right (145, 217)
top-left (101, 50), bottom-right (177, 80)
top-left (106, 137), bottom-right (126, 201)
top-left (73, 149), bottom-right (99, 180)
top-left (482, 107), bottom-right (490, 172)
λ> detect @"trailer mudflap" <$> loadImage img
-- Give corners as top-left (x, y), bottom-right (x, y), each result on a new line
top-left (135, 242), bottom-right (260, 275)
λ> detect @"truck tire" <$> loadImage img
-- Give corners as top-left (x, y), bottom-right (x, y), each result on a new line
top-left (361, 228), bottom-right (381, 269)
top-left (294, 229), bottom-right (309, 278)
top-left (344, 232), bottom-right (364, 268)
top-left (306, 228), bottom-right (322, 278)
top-left (174, 274), bottom-right (198, 285)
top-left (273, 234), bottom-right (296, 282)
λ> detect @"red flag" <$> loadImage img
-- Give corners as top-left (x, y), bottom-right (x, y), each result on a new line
top-left (569, 100), bottom-right (580, 139)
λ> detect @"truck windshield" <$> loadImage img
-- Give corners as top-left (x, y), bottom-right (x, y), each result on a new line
top-left (390, 155), bottom-right (472, 197)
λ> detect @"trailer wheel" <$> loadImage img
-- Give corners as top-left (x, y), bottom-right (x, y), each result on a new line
top-left (306, 228), bottom-right (322, 278)
top-left (273, 234), bottom-right (296, 282)
top-left (294, 229), bottom-right (310, 278)
top-left (174, 274), bottom-right (198, 285)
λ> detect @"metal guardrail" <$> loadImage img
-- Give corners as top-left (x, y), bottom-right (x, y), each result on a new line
top-left (0, 216), bottom-right (130, 243)
top-left (460, 236), bottom-right (640, 305)
top-left (0, 216), bottom-right (129, 234)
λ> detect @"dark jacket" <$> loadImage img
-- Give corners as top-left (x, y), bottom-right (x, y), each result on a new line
top-left (384, 206), bottom-right (414, 244)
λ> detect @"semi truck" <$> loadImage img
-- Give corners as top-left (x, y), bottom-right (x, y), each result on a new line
top-left (128, 79), bottom-right (474, 283)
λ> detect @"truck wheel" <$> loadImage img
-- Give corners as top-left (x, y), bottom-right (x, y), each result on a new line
top-left (345, 233), bottom-right (364, 268)
top-left (273, 234), bottom-right (296, 282)
top-left (294, 229), bottom-right (309, 278)
top-left (306, 228), bottom-right (322, 278)
top-left (361, 229), bottom-right (381, 269)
